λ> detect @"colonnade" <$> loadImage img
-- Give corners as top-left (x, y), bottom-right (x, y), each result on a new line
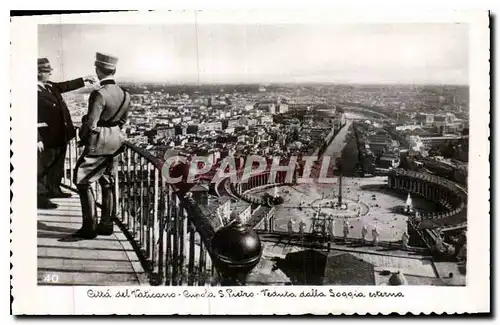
top-left (387, 175), bottom-right (451, 203)
top-left (234, 171), bottom-right (291, 196)
top-left (387, 169), bottom-right (467, 229)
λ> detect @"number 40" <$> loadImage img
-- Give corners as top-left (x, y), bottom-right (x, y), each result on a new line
top-left (43, 274), bottom-right (59, 283)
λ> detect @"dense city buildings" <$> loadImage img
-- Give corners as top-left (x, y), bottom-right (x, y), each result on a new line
top-left (61, 83), bottom-right (468, 286)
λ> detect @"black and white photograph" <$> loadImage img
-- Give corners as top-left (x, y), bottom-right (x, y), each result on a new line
top-left (10, 10), bottom-right (490, 315)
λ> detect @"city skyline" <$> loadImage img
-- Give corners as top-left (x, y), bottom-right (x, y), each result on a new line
top-left (38, 23), bottom-right (469, 85)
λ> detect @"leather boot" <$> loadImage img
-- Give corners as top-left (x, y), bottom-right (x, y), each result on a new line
top-left (38, 195), bottom-right (58, 209)
top-left (74, 184), bottom-right (98, 239)
top-left (97, 183), bottom-right (115, 236)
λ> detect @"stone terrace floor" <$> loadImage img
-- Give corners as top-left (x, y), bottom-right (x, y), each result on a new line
top-left (37, 190), bottom-right (147, 286)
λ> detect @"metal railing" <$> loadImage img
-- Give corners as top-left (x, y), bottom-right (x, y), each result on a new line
top-left (64, 135), bottom-right (215, 286)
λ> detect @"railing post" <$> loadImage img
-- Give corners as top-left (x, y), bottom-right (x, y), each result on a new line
top-left (119, 153), bottom-right (127, 224)
top-left (161, 179), bottom-right (169, 283)
top-left (145, 162), bottom-right (151, 259)
top-left (131, 152), bottom-right (137, 239)
top-left (198, 238), bottom-right (207, 286)
top-left (126, 149), bottom-right (131, 226)
top-left (172, 195), bottom-right (179, 285)
top-left (114, 154), bottom-right (120, 220)
top-left (139, 156), bottom-right (145, 248)
top-left (164, 182), bottom-right (174, 285)
top-left (179, 207), bottom-right (187, 285)
top-left (187, 219), bottom-right (196, 285)
top-left (210, 261), bottom-right (215, 278)
top-left (165, 187), bottom-right (172, 285)
top-left (68, 139), bottom-right (74, 186)
top-left (93, 182), bottom-right (100, 206)
top-left (153, 168), bottom-right (162, 282)
top-left (63, 141), bottom-right (69, 185)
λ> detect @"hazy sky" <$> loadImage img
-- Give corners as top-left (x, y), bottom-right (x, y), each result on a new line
top-left (38, 23), bottom-right (469, 84)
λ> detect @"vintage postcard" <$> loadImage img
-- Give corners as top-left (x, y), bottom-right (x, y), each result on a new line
top-left (10, 10), bottom-right (490, 315)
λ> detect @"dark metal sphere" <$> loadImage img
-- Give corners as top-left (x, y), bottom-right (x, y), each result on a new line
top-left (211, 220), bottom-right (262, 279)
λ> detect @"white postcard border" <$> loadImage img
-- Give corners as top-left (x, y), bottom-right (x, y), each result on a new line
top-left (10, 10), bottom-right (490, 315)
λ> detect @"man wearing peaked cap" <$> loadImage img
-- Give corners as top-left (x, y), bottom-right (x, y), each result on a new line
top-left (95, 52), bottom-right (118, 70)
top-left (38, 57), bottom-right (52, 72)
top-left (37, 57), bottom-right (97, 210)
top-left (72, 52), bottom-right (131, 239)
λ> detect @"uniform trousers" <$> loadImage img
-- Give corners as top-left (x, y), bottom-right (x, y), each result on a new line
top-left (73, 152), bottom-right (118, 186)
top-left (37, 145), bottom-right (67, 196)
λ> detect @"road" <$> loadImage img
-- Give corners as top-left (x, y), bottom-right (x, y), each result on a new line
top-left (321, 120), bottom-right (353, 160)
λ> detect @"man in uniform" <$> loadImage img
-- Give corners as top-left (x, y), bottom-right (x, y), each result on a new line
top-left (37, 58), bottom-right (96, 209)
top-left (72, 53), bottom-right (131, 239)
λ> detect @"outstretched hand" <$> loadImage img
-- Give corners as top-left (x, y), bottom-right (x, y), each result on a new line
top-left (37, 141), bottom-right (44, 153)
top-left (83, 75), bottom-right (98, 85)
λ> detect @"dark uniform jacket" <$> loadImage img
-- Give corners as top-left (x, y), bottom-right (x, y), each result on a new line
top-left (79, 79), bottom-right (131, 156)
top-left (37, 78), bottom-right (84, 149)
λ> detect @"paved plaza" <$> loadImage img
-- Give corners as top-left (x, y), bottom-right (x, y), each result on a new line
top-left (249, 176), bottom-right (439, 242)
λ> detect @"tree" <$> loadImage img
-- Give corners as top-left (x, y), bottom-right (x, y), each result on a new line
top-left (442, 142), bottom-right (456, 159)
top-left (428, 146), bottom-right (443, 157)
